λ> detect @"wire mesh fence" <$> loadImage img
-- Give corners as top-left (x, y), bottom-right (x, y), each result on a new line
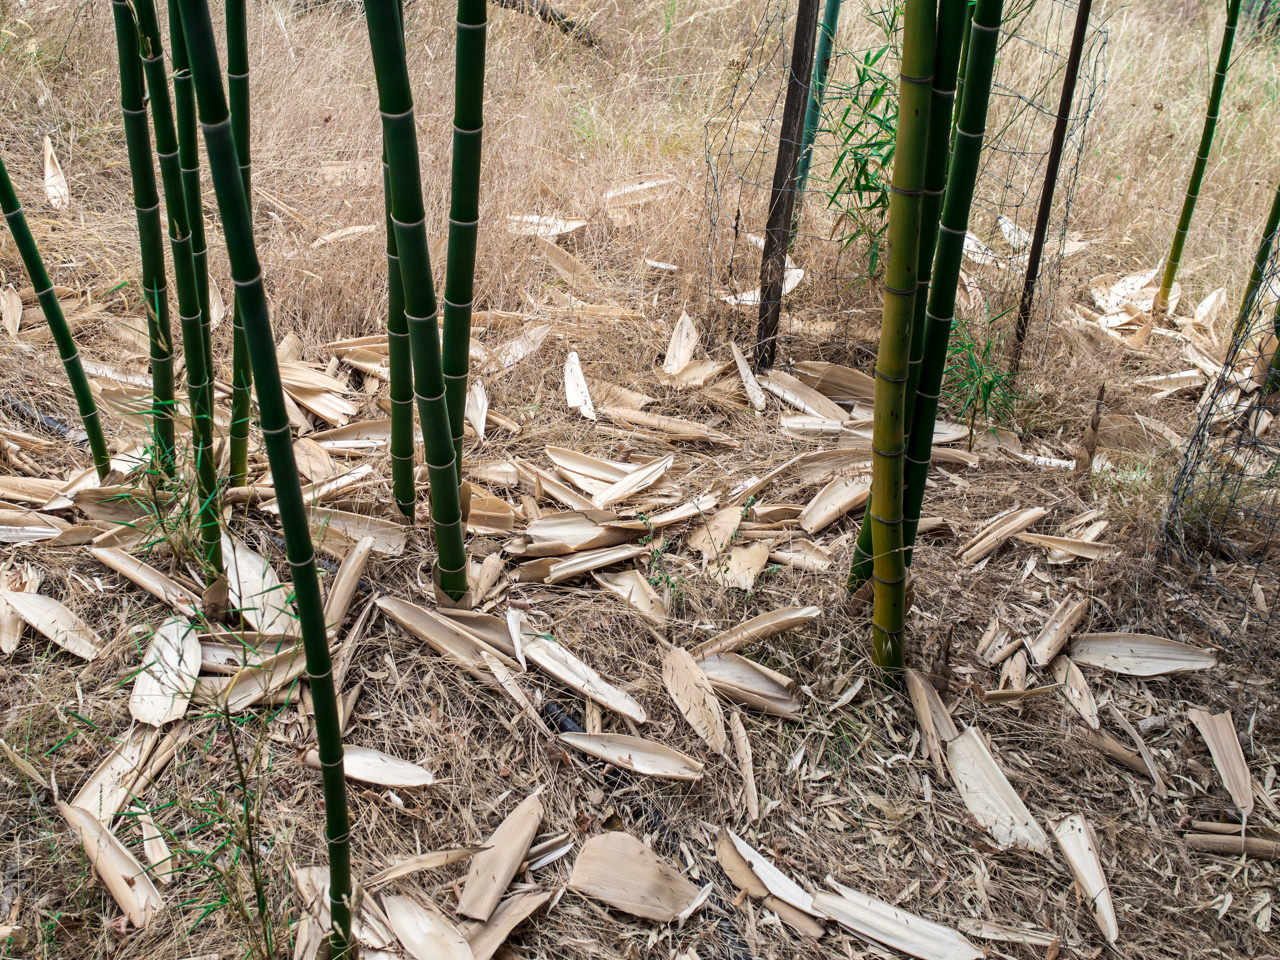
top-left (700, 0), bottom-right (1107, 369)
top-left (1165, 256), bottom-right (1280, 659)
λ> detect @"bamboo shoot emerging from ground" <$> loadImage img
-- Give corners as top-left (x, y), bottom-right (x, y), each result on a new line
top-left (365, 0), bottom-right (469, 600)
top-left (111, 1), bottom-right (176, 475)
top-left (0, 155), bottom-right (112, 479)
top-left (848, 0), bottom-right (965, 592)
top-left (173, 1), bottom-right (353, 955)
top-left (867, 0), bottom-right (934, 677)
top-left (1154, 0), bottom-right (1242, 312)
top-left (132, 0), bottom-right (224, 577)
top-left (902, 0), bottom-right (1004, 559)
top-left (442, 0), bottom-right (488, 482)
top-left (226, 0), bottom-right (253, 486)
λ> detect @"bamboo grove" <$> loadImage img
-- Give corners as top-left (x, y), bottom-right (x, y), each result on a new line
top-left (0, 1), bottom-right (490, 953)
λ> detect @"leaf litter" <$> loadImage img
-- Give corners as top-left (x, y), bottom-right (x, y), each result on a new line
top-left (1, 230), bottom-right (1268, 960)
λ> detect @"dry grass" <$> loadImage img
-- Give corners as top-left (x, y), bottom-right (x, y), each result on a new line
top-left (2, 0), bottom-right (1280, 959)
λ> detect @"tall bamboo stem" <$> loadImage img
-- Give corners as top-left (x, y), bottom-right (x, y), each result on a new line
top-left (0, 155), bottom-right (111, 479)
top-left (226, 0), bottom-right (253, 486)
top-left (901, 0), bottom-right (1004, 560)
top-left (132, 0), bottom-right (224, 576)
top-left (173, 3), bottom-right (352, 955)
top-left (365, 0), bottom-right (469, 600)
top-left (442, 0), bottom-right (488, 482)
top-left (168, 1), bottom-right (214, 416)
top-left (848, 0), bottom-right (964, 593)
top-left (794, 0), bottom-right (842, 201)
top-left (867, 0), bottom-right (934, 677)
top-left (112, 1), bottom-right (176, 475)
top-left (1154, 0), bottom-right (1242, 312)
top-left (384, 150), bottom-right (416, 518)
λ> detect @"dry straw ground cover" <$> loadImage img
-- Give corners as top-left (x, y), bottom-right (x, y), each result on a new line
top-left (0, 0), bottom-right (1279, 958)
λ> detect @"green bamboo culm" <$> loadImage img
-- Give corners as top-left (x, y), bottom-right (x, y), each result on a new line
top-left (173, 2), bottom-right (353, 956)
top-left (168, 0), bottom-right (215, 408)
top-left (131, 0), bottom-right (224, 577)
top-left (365, 0), bottom-right (469, 600)
top-left (950, 0), bottom-right (975, 155)
top-left (226, 0), bottom-right (254, 487)
top-left (442, 0), bottom-right (488, 482)
top-left (794, 0), bottom-right (842, 201)
top-left (1233, 183), bottom-right (1280, 338)
top-left (111, 0), bottom-right (177, 476)
top-left (0, 155), bottom-right (112, 479)
top-left (865, 0), bottom-right (934, 678)
top-left (901, 0), bottom-right (1004, 561)
top-left (847, 0), bottom-right (967, 592)
top-left (1154, 0), bottom-right (1243, 313)
top-left (384, 150), bottom-right (416, 519)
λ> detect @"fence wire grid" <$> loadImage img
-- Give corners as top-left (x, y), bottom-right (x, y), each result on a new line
top-left (701, 0), bottom-right (1107, 370)
top-left (1166, 256), bottom-right (1280, 660)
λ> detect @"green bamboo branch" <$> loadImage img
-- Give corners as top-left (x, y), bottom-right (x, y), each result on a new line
top-left (1155, 0), bottom-right (1242, 312)
top-left (442, 0), bottom-right (488, 482)
top-left (130, 0), bottom-right (224, 578)
top-left (866, 0), bottom-right (934, 678)
top-left (365, 0), bottom-right (469, 600)
top-left (226, 0), bottom-right (254, 486)
top-left (173, 2), bottom-right (352, 956)
top-left (0, 154), bottom-right (111, 479)
top-left (901, 0), bottom-right (1004, 560)
top-left (112, 0), bottom-right (176, 476)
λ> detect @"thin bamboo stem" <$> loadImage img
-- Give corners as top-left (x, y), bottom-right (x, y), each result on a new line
top-left (794, 0), bottom-right (842, 201)
top-left (442, 0), bottom-right (488, 483)
top-left (365, 0), bottom-right (469, 600)
top-left (1154, 0), bottom-right (1242, 312)
top-left (168, 0), bottom-right (214, 418)
top-left (226, 0), bottom-right (253, 486)
top-left (173, 2), bottom-right (352, 955)
top-left (132, 0), bottom-right (224, 576)
top-left (867, 0), bottom-right (934, 678)
top-left (384, 151), bottom-right (416, 519)
top-left (1234, 182), bottom-right (1280, 339)
top-left (112, 1), bottom-right (176, 475)
top-left (0, 155), bottom-right (111, 479)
